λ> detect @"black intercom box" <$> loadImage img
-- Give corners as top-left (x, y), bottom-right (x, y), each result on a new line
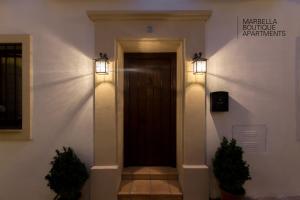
top-left (210, 91), bottom-right (229, 112)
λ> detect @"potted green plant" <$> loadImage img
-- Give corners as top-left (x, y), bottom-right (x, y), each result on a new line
top-left (212, 137), bottom-right (251, 200)
top-left (45, 147), bottom-right (89, 200)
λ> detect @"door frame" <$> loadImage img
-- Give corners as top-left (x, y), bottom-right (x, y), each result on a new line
top-left (115, 38), bottom-right (185, 172)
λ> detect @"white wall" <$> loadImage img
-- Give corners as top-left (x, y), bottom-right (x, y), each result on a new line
top-left (0, 1), bottom-right (95, 199)
top-left (0, 0), bottom-right (300, 199)
top-left (206, 1), bottom-right (300, 198)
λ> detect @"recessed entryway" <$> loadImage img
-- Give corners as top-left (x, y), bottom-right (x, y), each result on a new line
top-left (124, 53), bottom-right (177, 167)
top-left (90, 10), bottom-right (211, 200)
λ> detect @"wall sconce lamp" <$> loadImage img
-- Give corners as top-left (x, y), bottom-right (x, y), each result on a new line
top-left (95, 53), bottom-right (109, 74)
top-left (192, 52), bottom-right (207, 74)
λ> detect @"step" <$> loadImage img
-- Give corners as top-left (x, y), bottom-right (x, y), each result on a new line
top-left (118, 179), bottom-right (183, 200)
top-left (122, 167), bottom-right (178, 180)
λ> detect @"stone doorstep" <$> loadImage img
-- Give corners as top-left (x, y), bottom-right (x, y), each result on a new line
top-left (119, 194), bottom-right (183, 198)
top-left (118, 195), bottom-right (183, 200)
top-left (122, 167), bottom-right (178, 180)
top-left (119, 197), bottom-right (182, 200)
top-left (119, 167), bottom-right (182, 200)
top-left (118, 180), bottom-right (183, 200)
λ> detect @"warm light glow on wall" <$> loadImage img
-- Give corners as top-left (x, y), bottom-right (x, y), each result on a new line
top-left (95, 60), bottom-right (114, 84)
top-left (186, 61), bottom-right (205, 84)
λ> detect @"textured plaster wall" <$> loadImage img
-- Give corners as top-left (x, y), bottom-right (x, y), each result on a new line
top-left (205, 1), bottom-right (300, 198)
top-left (0, 0), bottom-right (299, 199)
top-left (0, 1), bottom-right (95, 199)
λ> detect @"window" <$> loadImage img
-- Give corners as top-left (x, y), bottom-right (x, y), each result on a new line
top-left (0, 35), bottom-right (31, 140)
top-left (0, 43), bottom-right (22, 129)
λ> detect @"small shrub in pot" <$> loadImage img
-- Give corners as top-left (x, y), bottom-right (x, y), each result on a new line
top-left (212, 137), bottom-right (251, 200)
top-left (45, 147), bottom-right (89, 200)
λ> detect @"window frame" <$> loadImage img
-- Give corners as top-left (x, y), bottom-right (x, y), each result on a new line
top-left (0, 35), bottom-right (32, 140)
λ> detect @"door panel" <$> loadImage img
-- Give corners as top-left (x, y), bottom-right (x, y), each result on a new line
top-left (124, 53), bottom-right (176, 167)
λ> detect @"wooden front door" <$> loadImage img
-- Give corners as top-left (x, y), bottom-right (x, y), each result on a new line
top-left (124, 53), bottom-right (176, 167)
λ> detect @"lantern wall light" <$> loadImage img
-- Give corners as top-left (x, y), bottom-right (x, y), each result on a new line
top-left (192, 52), bottom-right (207, 74)
top-left (95, 52), bottom-right (109, 74)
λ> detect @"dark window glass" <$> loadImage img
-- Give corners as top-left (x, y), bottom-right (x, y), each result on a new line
top-left (0, 43), bottom-right (22, 129)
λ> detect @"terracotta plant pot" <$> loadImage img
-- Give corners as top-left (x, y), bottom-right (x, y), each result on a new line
top-left (221, 189), bottom-right (244, 200)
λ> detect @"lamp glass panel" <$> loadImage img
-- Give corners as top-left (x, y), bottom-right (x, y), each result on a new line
top-left (193, 60), bottom-right (206, 73)
top-left (96, 60), bottom-right (107, 73)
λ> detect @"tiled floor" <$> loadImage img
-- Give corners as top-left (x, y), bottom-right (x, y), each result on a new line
top-left (118, 167), bottom-right (182, 200)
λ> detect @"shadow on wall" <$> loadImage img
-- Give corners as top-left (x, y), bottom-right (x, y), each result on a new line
top-left (208, 95), bottom-right (252, 199)
top-left (33, 72), bottom-right (94, 163)
top-left (210, 95), bottom-right (252, 140)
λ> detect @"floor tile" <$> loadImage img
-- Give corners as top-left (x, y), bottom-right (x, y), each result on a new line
top-left (119, 198), bottom-right (132, 200)
top-left (150, 180), bottom-right (171, 195)
top-left (151, 167), bottom-right (177, 175)
top-left (119, 180), bottom-right (133, 195)
top-left (168, 180), bottom-right (182, 195)
top-left (131, 180), bottom-right (151, 195)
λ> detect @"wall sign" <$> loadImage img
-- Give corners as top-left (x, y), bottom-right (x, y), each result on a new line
top-left (238, 17), bottom-right (287, 38)
top-left (233, 124), bottom-right (267, 153)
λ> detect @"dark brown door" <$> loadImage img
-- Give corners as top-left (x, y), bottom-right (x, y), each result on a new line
top-left (124, 53), bottom-right (176, 167)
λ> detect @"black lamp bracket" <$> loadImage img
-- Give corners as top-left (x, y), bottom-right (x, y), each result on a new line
top-left (95, 52), bottom-right (109, 62)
